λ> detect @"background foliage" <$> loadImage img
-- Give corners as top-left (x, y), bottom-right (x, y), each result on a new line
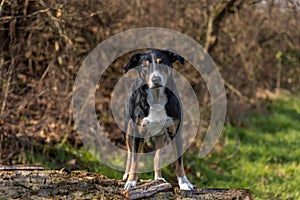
top-left (0, 0), bottom-right (299, 199)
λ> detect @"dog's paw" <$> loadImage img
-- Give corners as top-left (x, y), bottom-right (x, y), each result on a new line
top-left (122, 173), bottom-right (129, 181)
top-left (124, 180), bottom-right (137, 190)
top-left (177, 175), bottom-right (194, 190)
top-left (141, 118), bottom-right (149, 127)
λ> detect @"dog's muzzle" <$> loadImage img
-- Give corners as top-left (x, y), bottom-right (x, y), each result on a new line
top-left (151, 75), bottom-right (162, 86)
top-left (149, 72), bottom-right (165, 88)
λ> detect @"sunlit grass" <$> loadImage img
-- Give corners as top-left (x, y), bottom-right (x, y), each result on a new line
top-left (185, 95), bottom-right (300, 199)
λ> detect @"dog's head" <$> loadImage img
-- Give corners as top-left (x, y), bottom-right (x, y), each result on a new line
top-left (124, 49), bottom-right (184, 88)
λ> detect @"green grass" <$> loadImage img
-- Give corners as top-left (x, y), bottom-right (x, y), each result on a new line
top-left (26, 94), bottom-right (300, 199)
top-left (183, 95), bottom-right (300, 200)
top-left (26, 143), bottom-right (124, 179)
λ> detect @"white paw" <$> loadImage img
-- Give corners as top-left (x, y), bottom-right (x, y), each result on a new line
top-left (177, 175), bottom-right (194, 190)
top-left (141, 118), bottom-right (149, 126)
top-left (122, 173), bottom-right (128, 181)
top-left (124, 180), bottom-right (137, 190)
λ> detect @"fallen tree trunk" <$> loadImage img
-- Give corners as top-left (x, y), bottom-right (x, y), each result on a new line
top-left (0, 165), bottom-right (252, 199)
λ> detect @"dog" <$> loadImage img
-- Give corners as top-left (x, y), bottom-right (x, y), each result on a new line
top-left (122, 49), bottom-right (194, 190)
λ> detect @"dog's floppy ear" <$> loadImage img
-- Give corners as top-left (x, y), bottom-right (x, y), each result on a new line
top-left (164, 48), bottom-right (184, 65)
top-left (124, 53), bottom-right (141, 73)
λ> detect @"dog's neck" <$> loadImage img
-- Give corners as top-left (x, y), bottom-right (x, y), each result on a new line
top-left (147, 87), bottom-right (167, 106)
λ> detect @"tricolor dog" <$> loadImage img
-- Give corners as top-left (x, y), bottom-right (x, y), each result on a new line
top-left (123, 49), bottom-right (194, 190)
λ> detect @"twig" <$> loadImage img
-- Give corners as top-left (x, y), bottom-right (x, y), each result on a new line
top-left (0, 0), bottom-right (6, 17)
top-left (39, 0), bottom-right (74, 48)
top-left (0, 8), bottom-right (50, 20)
top-left (0, 63), bottom-right (12, 116)
top-left (1, 10), bottom-right (15, 116)
top-left (23, 0), bottom-right (29, 19)
top-left (223, 79), bottom-right (254, 105)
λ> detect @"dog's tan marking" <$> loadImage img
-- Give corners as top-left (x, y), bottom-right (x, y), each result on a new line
top-left (137, 118), bottom-right (147, 136)
top-left (123, 120), bottom-right (134, 181)
top-left (145, 73), bottom-right (151, 87)
top-left (154, 134), bottom-right (167, 179)
top-left (166, 118), bottom-right (185, 177)
top-left (127, 120), bottom-right (144, 182)
top-left (175, 161), bottom-right (185, 177)
top-left (172, 132), bottom-right (185, 178)
top-left (168, 118), bottom-right (179, 137)
top-left (127, 154), bottom-right (139, 182)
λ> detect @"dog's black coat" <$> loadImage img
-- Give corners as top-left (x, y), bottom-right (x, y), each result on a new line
top-left (124, 49), bottom-right (183, 138)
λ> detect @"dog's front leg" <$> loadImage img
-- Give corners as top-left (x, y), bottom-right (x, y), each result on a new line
top-left (154, 134), bottom-right (167, 182)
top-left (169, 119), bottom-right (194, 190)
top-left (172, 132), bottom-right (194, 190)
top-left (123, 134), bottom-right (133, 181)
top-left (124, 121), bottom-right (144, 190)
top-left (124, 137), bottom-right (143, 189)
top-left (123, 119), bottom-right (134, 181)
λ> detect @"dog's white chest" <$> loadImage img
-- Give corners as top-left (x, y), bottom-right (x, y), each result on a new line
top-left (142, 104), bottom-right (172, 136)
top-left (147, 104), bottom-right (168, 123)
top-left (141, 88), bottom-right (173, 137)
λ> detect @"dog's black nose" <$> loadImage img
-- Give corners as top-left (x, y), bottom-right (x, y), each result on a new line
top-left (151, 76), bottom-right (161, 84)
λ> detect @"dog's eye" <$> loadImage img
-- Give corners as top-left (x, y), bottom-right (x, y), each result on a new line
top-left (144, 60), bottom-right (150, 66)
top-left (156, 58), bottom-right (162, 64)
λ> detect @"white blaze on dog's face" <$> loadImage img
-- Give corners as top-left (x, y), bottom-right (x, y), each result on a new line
top-left (142, 53), bottom-right (172, 89)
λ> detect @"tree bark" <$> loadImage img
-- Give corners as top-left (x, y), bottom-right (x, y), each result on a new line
top-left (204, 0), bottom-right (261, 52)
top-left (205, 0), bottom-right (238, 52)
top-left (0, 166), bottom-right (252, 199)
